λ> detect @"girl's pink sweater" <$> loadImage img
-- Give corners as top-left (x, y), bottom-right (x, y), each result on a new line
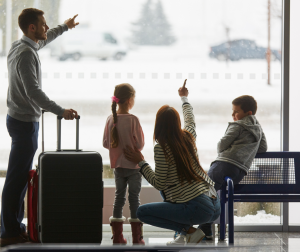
top-left (103, 114), bottom-right (144, 169)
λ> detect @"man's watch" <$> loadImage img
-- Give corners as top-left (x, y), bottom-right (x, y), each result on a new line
top-left (138, 160), bottom-right (147, 168)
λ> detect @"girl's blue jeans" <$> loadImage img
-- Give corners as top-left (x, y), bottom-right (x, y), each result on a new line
top-left (136, 193), bottom-right (220, 235)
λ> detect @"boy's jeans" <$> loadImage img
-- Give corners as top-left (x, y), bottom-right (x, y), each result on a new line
top-left (208, 161), bottom-right (246, 191)
top-left (137, 193), bottom-right (220, 235)
top-left (200, 161), bottom-right (246, 237)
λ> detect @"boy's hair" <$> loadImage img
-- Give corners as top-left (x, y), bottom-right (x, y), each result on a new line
top-left (111, 83), bottom-right (135, 148)
top-left (232, 95), bottom-right (257, 115)
top-left (18, 8), bottom-right (44, 34)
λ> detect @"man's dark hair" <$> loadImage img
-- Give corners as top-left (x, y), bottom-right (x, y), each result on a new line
top-left (18, 8), bottom-right (44, 34)
top-left (232, 95), bottom-right (257, 115)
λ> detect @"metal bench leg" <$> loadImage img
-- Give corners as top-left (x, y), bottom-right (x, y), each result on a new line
top-left (219, 182), bottom-right (227, 240)
top-left (226, 177), bottom-right (234, 244)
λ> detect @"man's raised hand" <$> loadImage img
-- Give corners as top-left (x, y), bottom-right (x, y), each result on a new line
top-left (64, 14), bottom-right (79, 29)
top-left (178, 79), bottom-right (189, 97)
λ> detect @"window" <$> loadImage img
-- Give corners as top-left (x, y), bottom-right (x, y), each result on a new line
top-left (0, 0), bottom-right (282, 223)
top-left (289, 0), bottom-right (300, 226)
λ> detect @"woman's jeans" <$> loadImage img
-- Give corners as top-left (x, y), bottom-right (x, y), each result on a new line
top-left (137, 193), bottom-right (220, 235)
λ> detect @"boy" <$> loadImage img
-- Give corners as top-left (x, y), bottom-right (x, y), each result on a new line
top-left (201, 95), bottom-right (267, 240)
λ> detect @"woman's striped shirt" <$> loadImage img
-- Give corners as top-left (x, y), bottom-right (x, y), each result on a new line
top-left (140, 102), bottom-right (215, 203)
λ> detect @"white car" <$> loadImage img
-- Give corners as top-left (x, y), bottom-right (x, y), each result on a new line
top-left (50, 29), bottom-right (127, 61)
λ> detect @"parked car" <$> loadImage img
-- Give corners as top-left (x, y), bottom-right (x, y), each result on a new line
top-left (49, 29), bottom-right (127, 61)
top-left (209, 39), bottom-right (281, 61)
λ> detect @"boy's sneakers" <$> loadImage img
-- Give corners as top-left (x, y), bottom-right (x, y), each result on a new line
top-left (199, 223), bottom-right (213, 240)
top-left (166, 234), bottom-right (186, 246)
top-left (186, 228), bottom-right (205, 245)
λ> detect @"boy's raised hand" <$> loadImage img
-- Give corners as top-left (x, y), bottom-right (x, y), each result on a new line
top-left (178, 79), bottom-right (189, 97)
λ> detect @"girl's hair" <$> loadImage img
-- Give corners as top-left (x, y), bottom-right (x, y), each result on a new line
top-left (154, 105), bottom-right (207, 185)
top-left (111, 83), bottom-right (135, 148)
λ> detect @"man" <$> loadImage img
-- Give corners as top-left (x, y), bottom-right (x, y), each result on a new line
top-left (1, 8), bottom-right (79, 247)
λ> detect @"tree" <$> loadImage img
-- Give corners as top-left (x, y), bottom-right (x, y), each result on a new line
top-left (152, 0), bottom-right (176, 45)
top-left (131, 0), bottom-right (155, 45)
top-left (131, 0), bottom-right (176, 46)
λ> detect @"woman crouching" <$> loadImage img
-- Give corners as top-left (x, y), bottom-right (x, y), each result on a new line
top-left (124, 80), bottom-right (221, 246)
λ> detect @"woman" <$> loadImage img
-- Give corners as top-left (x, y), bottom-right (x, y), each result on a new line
top-left (123, 80), bottom-right (221, 245)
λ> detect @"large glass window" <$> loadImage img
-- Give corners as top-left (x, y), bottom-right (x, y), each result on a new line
top-left (0, 0), bottom-right (282, 223)
top-left (289, 0), bottom-right (300, 226)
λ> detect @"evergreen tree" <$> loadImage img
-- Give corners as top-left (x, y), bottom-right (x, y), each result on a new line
top-left (131, 0), bottom-right (176, 46)
top-left (131, 0), bottom-right (155, 45)
top-left (152, 0), bottom-right (176, 45)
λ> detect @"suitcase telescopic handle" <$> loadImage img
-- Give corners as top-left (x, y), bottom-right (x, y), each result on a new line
top-left (57, 115), bottom-right (81, 151)
top-left (41, 110), bottom-right (81, 152)
top-left (42, 110), bottom-right (46, 152)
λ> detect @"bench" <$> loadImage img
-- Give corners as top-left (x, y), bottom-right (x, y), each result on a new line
top-left (219, 152), bottom-right (300, 244)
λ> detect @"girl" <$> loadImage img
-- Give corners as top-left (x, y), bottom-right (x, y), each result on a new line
top-left (103, 83), bottom-right (145, 245)
top-left (124, 80), bottom-right (220, 245)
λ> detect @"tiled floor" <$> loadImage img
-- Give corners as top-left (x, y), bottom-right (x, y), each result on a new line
top-left (101, 231), bottom-right (300, 251)
top-left (2, 232), bottom-right (300, 251)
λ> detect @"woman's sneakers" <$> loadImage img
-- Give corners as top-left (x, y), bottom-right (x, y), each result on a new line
top-left (186, 228), bottom-right (206, 245)
top-left (167, 228), bottom-right (205, 245)
top-left (167, 234), bottom-right (186, 245)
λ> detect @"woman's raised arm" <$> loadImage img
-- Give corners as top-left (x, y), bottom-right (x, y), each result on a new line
top-left (178, 80), bottom-right (196, 138)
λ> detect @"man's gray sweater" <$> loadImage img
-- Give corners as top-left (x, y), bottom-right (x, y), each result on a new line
top-left (7, 24), bottom-right (68, 122)
top-left (214, 115), bottom-right (268, 174)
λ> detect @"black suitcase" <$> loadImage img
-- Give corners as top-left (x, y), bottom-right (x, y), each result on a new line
top-left (37, 111), bottom-right (103, 243)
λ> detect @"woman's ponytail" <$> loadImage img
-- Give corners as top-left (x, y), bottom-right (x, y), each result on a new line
top-left (110, 101), bottom-right (119, 148)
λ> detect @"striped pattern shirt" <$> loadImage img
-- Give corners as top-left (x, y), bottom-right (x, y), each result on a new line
top-left (140, 102), bottom-right (215, 203)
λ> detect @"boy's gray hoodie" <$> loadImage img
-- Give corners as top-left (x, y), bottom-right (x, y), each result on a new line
top-left (214, 115), bottom-right (267, 174)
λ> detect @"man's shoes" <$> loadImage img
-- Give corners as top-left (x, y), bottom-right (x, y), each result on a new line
top-left (0, 234), bottom-right (28, 247)
top-left (166, 234), bottom-right (186, 245)
top-left (186, 228), bottom-right (205, 245)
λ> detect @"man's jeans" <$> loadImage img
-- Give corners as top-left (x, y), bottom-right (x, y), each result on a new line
top-left (1, 115), bottom-right (39, 238)
top-left (137, 193), bottom-right (220, 235)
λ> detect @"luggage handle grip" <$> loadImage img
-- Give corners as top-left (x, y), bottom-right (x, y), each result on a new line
top-left (41, 110), bottom-right (80, 152)
top-left (41, 110), bottom-right (47, 153)
top-left (57, 115), bottom-right (80, 152)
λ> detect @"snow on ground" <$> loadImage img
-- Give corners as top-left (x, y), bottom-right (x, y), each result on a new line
top-left (235, 210), bottom-right (280, 224)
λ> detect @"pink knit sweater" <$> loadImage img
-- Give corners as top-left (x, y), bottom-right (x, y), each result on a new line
top-left (103, 114), bottom-right (144, 169)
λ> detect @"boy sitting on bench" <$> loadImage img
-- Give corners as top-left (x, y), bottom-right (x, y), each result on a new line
top-left (201, 95), bottom-right (268, 240)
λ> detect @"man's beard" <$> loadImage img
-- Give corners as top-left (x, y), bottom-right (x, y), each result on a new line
top-left (34, 31), bottom-right (47, 41)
